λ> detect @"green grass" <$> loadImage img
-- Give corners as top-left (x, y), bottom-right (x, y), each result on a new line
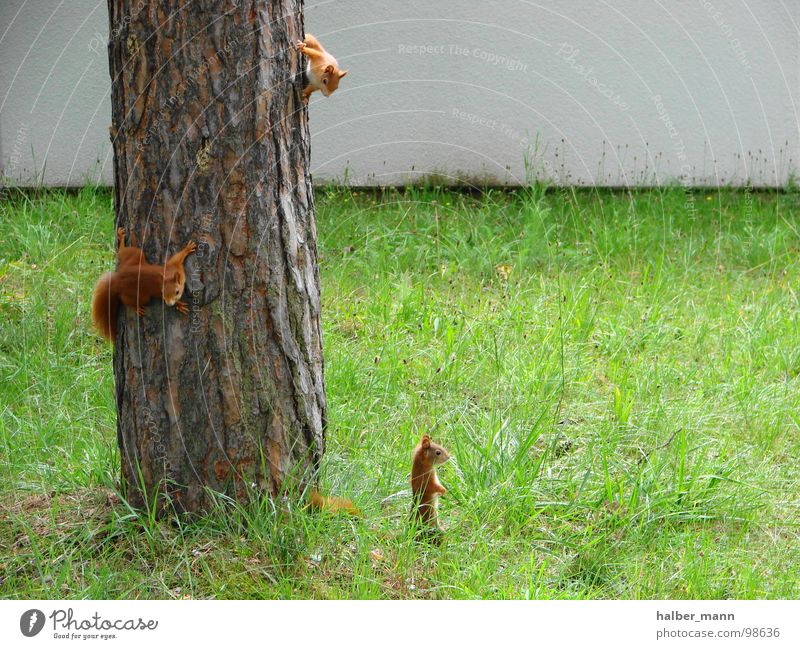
top-left (1, 184), bottom-right (799, 599)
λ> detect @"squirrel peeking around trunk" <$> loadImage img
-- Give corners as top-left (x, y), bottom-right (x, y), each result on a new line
top-left (410, 435), bottom-right (451, 534)
top-left (295, 33), bottom-right (348, 102)
top-left (91, 228), bottom-right (196, 342)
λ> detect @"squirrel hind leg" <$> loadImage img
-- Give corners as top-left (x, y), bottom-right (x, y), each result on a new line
top-left (302, 34), bottom-right (323, 51)
top-left (168, 240), bottom-right (197, 267)
top-left (414, 525), bottom-right (444, 545)
top-left (411, 502), bottom-right (439, 527)
top-left (116, 227), bottom-right (140, 249)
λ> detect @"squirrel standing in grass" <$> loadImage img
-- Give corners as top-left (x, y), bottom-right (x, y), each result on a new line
top-left (411, 435), bottom-right (451, 531)
top-left (91, 228), bottom-right (196, 342)
top-left (295, 33), bottom-right (348, 101)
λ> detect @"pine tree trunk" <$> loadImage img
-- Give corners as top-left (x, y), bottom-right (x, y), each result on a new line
top-left (106, 0), bottom-right (325, 514)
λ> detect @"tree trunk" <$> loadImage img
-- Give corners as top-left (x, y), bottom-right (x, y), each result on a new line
top-left (106, 0), bottom-right (325, 514)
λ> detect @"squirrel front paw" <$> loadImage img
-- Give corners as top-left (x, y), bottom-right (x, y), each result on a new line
top-left (175, 301), bottom-right (189, 314)
top-left (295, 40), bottom-right (306, 51)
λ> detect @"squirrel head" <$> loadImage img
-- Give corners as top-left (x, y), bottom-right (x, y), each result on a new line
top-left (161, 268), bottom-right (186, 306)
top-left (418, 434), bottom-right (450, 466)
top-left (320, 64), bottom-right (347, 97)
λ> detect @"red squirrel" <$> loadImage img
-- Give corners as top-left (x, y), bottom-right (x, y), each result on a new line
top-left (91, 228), bottom-right (196, 342)
top-left (410, 435), bottom-right (451, 531)
top-left (295, 33), bottom-right (348, 101)
top-left (308, 489), bottom-right (360, 516)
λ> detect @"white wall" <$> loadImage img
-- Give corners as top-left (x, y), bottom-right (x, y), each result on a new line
top-left (1, 0), bottom-right (798, 187)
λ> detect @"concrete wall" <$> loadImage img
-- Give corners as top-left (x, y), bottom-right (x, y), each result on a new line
top-left (1, 0), bottom-right (798, 187)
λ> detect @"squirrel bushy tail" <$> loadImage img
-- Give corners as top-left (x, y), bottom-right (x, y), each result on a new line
top-left (92, 272), bottom-right (119, 341)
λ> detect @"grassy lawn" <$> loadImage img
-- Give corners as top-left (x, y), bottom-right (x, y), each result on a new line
top-left (1, 184), bottom-right (799, 599)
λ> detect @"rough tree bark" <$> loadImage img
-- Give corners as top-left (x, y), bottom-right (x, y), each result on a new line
top-left (106, 0), bottom-right (325, 513)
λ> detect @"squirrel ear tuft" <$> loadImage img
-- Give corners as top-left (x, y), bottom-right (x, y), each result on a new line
top-left (421, 435), bottom-right (431, 448)
top-left (338, 69), bottom-right (348, 78)
top-left (324, 64), bottom-right (334, 74)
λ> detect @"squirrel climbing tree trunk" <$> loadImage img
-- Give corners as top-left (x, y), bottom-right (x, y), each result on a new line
top-left (106, 0), bottom-right (325, 513)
